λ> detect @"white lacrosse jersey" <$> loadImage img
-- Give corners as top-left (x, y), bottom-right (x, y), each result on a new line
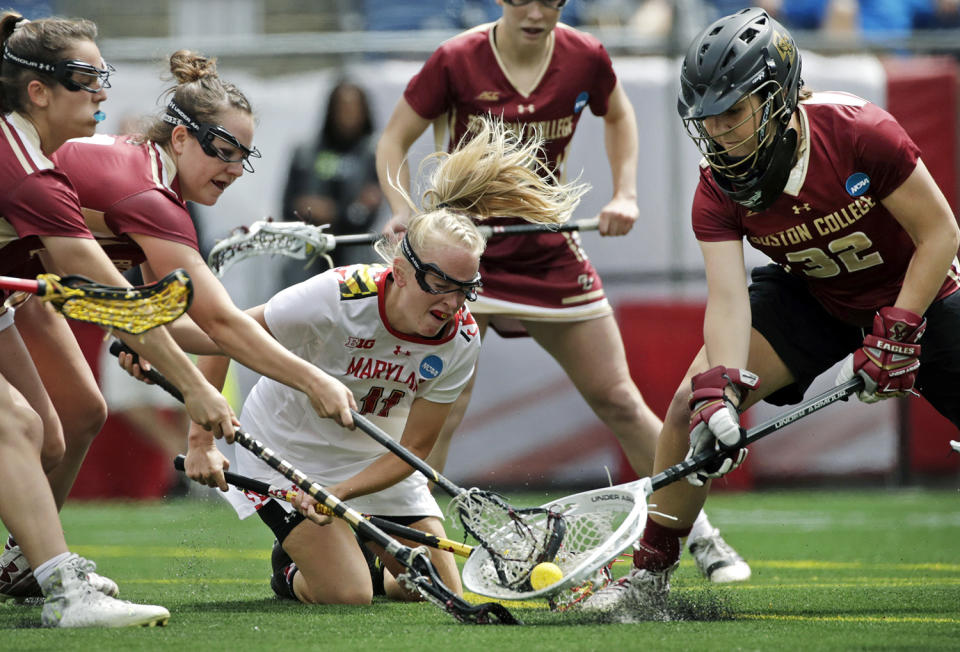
top-left (225, 263), bottom-right (481, 519)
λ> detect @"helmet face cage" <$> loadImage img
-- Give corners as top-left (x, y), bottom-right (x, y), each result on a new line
top-left (683, 79), bottom-right (788, 185)
top-left (400, 234), bottom-right (481, 302)
top-left (677, 8), bottom-right (802, 207)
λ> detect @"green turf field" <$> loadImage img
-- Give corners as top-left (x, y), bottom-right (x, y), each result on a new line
top-left (2, 488), bottom-right (958, 650)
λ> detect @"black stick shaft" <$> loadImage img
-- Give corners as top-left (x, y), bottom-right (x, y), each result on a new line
top-left (350, 410), bottom-right (465, 499)
top-left (108, 340), bottom-right (184, 402)
top-left (332, 218), bottom-right (599, 246)
top-left (650, 377), bottom-right (864, 490)
top-left (172, 455), bottom-right (473, 557)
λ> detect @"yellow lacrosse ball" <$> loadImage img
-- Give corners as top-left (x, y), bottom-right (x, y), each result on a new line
top-left (529, 562), bottom-right (563, 590)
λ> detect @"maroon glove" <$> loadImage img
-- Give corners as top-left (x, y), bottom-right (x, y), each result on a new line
top-left (838, 306), bottom-right (925, 403)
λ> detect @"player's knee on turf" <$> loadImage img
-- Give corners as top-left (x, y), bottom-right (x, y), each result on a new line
top-left (297, 578), bottom-right (373, 605)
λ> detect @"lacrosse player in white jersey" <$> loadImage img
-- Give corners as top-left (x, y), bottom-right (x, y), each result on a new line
top-left (190, 117), bottom-right (586, 605)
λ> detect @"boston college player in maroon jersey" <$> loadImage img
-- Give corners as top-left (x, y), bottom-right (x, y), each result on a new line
top-left (376, 0), bottom-right (751, 584)
top-left (52, 50), bottom-right (358, 469)
top-left (582, 8), bottom-right (960, 615)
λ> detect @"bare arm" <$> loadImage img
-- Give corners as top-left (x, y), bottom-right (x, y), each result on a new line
top-left (38, 235), bottom-right (235, 438)
top-left (699, 239), bottom-right (752, 369)
top-left (326, 398), bottom-right (451, 501)
top-left (139, 263), bottom-right (223, 355)
top-left (598, 81), bottom-right (640, 237)
top-left (134, 234), bottom-right (356, 426)
top-left (375, 97), bottom-right (432, 231)
top-left (880, 158), bottom-right (960, 315)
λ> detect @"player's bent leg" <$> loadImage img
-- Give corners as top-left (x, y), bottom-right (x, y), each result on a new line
top-left (0, 376), bottom-right (58, 602)
top-left (0, 321), bottom-right (64, 472)
top-left (283, 518), bottom-right (374, 605)
top-left (425, 314), bottom-right (489, 472)
top-left (524, 315), bottom-right (660, 476)
top-left (17, 301), bottom-right (108, 509)
top-left (374, 516), bottom-right (462, 601)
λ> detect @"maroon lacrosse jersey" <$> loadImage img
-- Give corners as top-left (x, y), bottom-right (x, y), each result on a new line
top-left (0, 112), bottom-right (93, 277)
top-left (53, 135), bottom-right (200, 272)
top-left (693, 92), bottom-right (960, 327)
top-left (403, 24), bottom-right (617, 325)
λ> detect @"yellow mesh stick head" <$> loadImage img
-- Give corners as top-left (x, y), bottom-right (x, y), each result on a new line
top-left (39, 269), bottom-right (193, 335)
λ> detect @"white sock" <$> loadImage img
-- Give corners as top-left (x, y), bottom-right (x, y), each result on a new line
top-left (687, 510), bottom-right (715, 546)
top-left (34, 552), bottom-right (73, 588)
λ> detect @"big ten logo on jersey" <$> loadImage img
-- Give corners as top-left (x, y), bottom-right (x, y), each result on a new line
top-left (345, 336), bottom-right (375, 349)
top-left (577, 273), bottom-right (595, 291)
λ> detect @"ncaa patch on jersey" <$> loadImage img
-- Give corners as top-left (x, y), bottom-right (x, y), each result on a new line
top-left (419, 355), bottom-right (443, 379)
top-left (573, 91), bottom-right (589, 114)
top-left (845, 172), bottom-right (870, 197)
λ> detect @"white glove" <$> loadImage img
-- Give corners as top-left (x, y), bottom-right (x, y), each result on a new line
top-left (686, 402), bottom-right (749, 487)
top-left (684, 366), bottom-right (758, 487)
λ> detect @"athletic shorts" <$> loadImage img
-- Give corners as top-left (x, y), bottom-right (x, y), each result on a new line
top-left (749, 264), bottom-right (960, 427)
top-left (472, 225), bottom-right (611, 337)
top-left (256, 499), bottom-right (432, 545)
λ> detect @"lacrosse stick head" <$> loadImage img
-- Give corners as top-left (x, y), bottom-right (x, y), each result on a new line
top-left (461, 478), bottom-right (651, 606)
top-left (396, 546), bottom-right (521, 625)
top-left (45, 268), bottom-right (193, 335)
top-left (449, 488), bottom-right (568, 592)
top-left (207, 220), bottom-right (336, 277)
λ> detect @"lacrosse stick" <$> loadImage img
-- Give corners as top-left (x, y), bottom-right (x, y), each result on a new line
top-left (109, 338), bottom-right (563, 592)
top-left (172, 455), bottom-right (474, 558)
top-left (206, 217), bottom-right (600, 277)
top-left (461, 376), bottom-right (866, 607)
top-left (108, 344), bottom-right (516, 624)
top-left (0, 269), bottom-right (192, 335)
top-left (207, 220), bottom-right (337, 278)
top-left (350, 411), bottom-right (567, 592)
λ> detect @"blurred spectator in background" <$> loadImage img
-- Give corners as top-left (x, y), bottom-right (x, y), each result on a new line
top-left (280, 80), bottom-right (383, 285)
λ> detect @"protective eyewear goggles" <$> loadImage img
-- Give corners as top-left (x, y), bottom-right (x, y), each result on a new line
top-left (162, 100), bottom-right (261, 173)
top-left (502, 0), bottom-right (568, 8)
top-left (401, 234), bottom-right (481, 302)
top-left (2, 48), bottom-right (114, 93)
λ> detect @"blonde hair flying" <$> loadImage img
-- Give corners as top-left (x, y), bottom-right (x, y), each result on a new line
top-left (377, 115), bottom-right (589, 263)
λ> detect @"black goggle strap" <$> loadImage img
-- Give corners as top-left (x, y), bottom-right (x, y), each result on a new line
top-left (1, 48), bottom-right (113, 92)
top-left (162, 100), bottom-right (261, 171)
top-left (400, 233), bottom-right (481, 300)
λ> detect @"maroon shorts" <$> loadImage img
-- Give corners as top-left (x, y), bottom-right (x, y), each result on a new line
top-left (472, 226), bottom-right (611, 337)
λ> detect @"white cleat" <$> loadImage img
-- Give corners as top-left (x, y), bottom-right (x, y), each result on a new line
top-left (40, 555), bottom-right (169, 628)
top-left (578, 563), bottom-right (676, 621)
top-left (688, 528), bottom-right (751, 583)
top-left (1, 542), bottom-right (119, 602)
